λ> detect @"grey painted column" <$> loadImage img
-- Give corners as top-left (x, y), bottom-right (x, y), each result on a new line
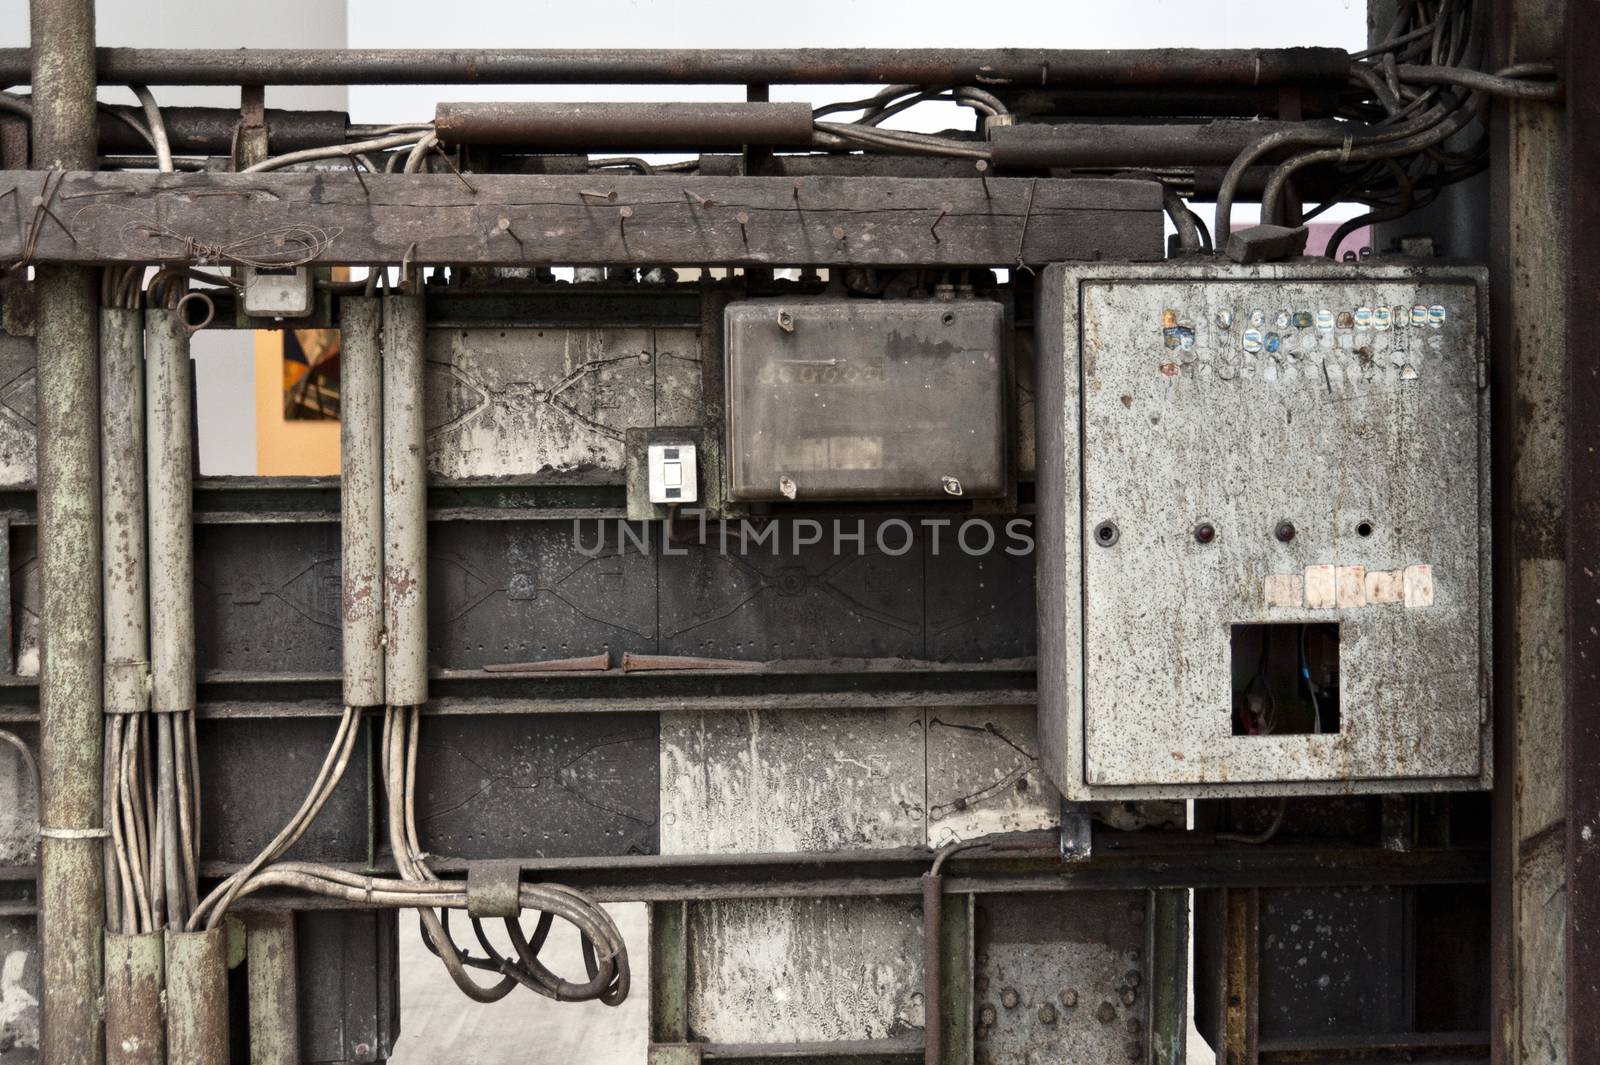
top-left (29, 1), bottom-right (106, 1062)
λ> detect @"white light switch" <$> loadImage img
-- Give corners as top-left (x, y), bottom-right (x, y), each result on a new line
top-left (647, 443), bottom-right (697, 504)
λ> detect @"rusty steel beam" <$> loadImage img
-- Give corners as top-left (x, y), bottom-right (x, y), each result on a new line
top-left (436, 101), bottom-right (814, 150)
top-left (0, 171), bottom-right (1163, 267)
top-left (30, 1), bottom-right (106, 1063)
top-left (988, 119), bottom-right (1345, 169)
top-left (0, 46), bottom-right (1352, 87)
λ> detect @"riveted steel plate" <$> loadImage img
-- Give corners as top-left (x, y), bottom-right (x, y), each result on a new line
top-left (725, 298), bottom-right (1006, 501)
top-left (424, 326), bottom-right (703, 481)
top-left (974, 891), bottom-right (1152, 1065)
top-left (1037, 263), bottom-right (1491, 798)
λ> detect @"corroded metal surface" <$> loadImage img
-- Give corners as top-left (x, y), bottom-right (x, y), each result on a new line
top-left (661, 708), bottom-right (926, 855)
top-left (0, 46), bottom-right (1355, 88)
top-left (104, 931), bottom-right (163, 1065)
top-left (424, 326), bottom-right (701, 480)
top-left (31, 1), bottom-right (105, 1053)
top-left (435, 101), bottom-right (814, 149)
top-left (99, 309), bottom-right (147, 717)
top-left (0, 335), bottom-right (37, 489)
top-left (245, 913), bottom-right (298, 1065)
top-left (164, 927), bottom-right (227, 1065)
top-left (339, 298), bottom-right (384, 708)
top-left (383, 294), bottom-right (429, 707)
top-left (1040, 262), bottom-right (1492, 798)
top-left (144, 308), bottom-right (195, 714)
top-left (973, 892), bottom-right (1151, 1065)
top-left (686, 896), bottom-right (924, 1045)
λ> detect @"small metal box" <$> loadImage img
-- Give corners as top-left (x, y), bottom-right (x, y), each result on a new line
top-left (241, 265), bottom-right (315, 318)
top-left (1036, 262), bottom-right (1490, 799)
top-left (725, 298), bottom-right (1006, 501)
top-left (648, 442), bottom-right (698, 504)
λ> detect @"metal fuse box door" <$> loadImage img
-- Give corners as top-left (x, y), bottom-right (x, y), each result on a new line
top-left (725, 298), bottom-right (1006, 501)
top-left (1036, 263), bottom-right (1490, 799)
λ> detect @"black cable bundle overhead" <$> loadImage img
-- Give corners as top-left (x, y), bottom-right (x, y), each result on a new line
top-left (1214, 0), bottom-right (1560, 252)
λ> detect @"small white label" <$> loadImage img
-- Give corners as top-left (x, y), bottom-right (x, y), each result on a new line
top-left (1304, 565), bottom-right (1337, 609)
top-left (647, 443), bottom-right (697, 504)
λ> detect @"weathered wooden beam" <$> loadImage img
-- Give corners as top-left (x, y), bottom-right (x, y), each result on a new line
top-left (3, 171), bottom-right (1162, 267)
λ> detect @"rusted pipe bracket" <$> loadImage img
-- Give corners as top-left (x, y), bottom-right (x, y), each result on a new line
top-left (465, 860), bottom-right (522, 919)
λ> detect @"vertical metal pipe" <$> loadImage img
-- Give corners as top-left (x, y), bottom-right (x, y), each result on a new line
top-left (382, 294), bottom-right (429, 707)
top-left (144, 308), bottom-right (195, 717)
top-left (921, 873), bottom-right (943, 1065)
top-left (144, 307), bottom-right (196, 929)
top-left (165, 927), bottom-right (228, 1065)
top-left (104, 931), bottom-right (164, 1065)
top-left (341, 297), bottom-right (385, 707)
top-left (30, 1), bottom-right (105, 1062)
top-left (100, 306), bottom-right (147, 943)
top-left (101, 307), bottom-right (148, 719)
top-left (246, 913), bottom-right (301, 1065)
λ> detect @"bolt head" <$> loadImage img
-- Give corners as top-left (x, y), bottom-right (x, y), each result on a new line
top-left (1001, 988), bottom-right (1020, 1009)
top-left (1194, 522), bottom-right (1216, 544)
top-left (1097, 1002), bottom-right (1117, 1024)
top-left (1038, 1003), bottom-right (1058, 1025)
top-left (1275, 519), bottom-right (1296, 542)
top-left (1059, 987), bottom-right (1078, 1008)
top-left (979, 1004), bottom-right (997, 1026)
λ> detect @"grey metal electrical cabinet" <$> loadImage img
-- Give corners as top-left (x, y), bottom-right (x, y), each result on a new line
top-left (1036, 262), bottom-right (1491, 799)
top-left (725, 297), bottom-right (1007, 501)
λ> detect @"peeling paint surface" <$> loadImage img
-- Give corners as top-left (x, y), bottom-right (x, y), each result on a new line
top-left (424, 326), bottom-right (701, 480)
top-left (686, 897), bottom-right (924, 1045)
top-left (660, 708), bottom-right (926, 854)
top-left (926, 706), bottom-right (1060, 845)
top-left (0, 922), bottom-right (38, 1062)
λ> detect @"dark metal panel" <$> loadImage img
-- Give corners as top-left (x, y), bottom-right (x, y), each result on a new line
top-left (923, 525), bottom-right (1035, 662)
top-left (429, 520), bottom-right (658, 669)
top-left (296, 909), bottom-right (400, 1065)
top-left (195, 522), bottom-right (343, 675)
top-left (1256, 886), bottom-right (1408, 1040)
top-left (412, 712), bottom-right (658, 858)
top-left (657, 518), bottom-right (924, 660)
top-left (197, 716), bottom-right (370, 865)
top-left (1568, 0), bottom-right (1600, 1059)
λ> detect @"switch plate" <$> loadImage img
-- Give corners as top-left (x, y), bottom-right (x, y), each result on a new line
top-left (648, 443), bottom-right (698, 504)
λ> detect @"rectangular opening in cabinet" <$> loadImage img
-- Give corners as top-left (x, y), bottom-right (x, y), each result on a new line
top-left (1230, 623), bottom-right (1341, 736)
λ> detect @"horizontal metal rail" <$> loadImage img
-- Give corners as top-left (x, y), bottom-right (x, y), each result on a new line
top-left (0, 47), bottom-right (1352, 87)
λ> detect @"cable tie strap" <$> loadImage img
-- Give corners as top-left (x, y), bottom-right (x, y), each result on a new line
top-left (466, 860), bottom-right (522, 920)
top-left (39, 826), bottom-right (110, 840)
top-left (1339, 135), bottom-right (1353, 164)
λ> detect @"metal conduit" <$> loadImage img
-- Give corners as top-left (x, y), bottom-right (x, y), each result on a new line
top-left (382, 293), bottom-right (429, 708)
top-left (340, 297), bottom-right (385, 709)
